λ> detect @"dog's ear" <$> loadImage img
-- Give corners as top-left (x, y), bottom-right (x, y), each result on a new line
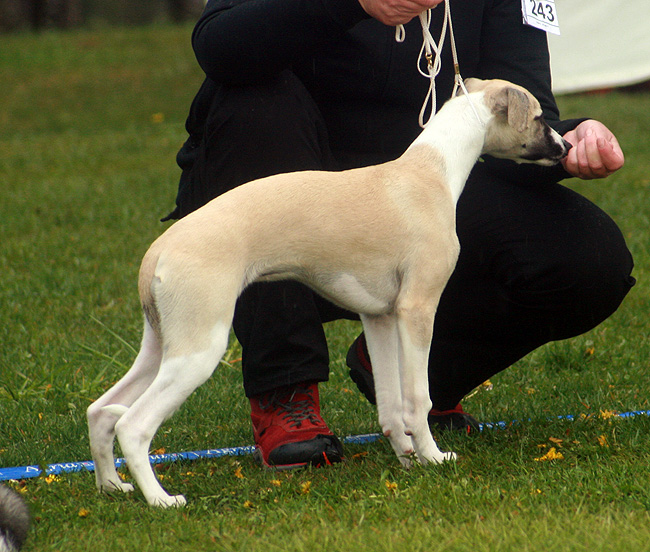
top-left (487, 86), bottom-right (531, 132)
top-left (506, 87), bottom-right (531, 132)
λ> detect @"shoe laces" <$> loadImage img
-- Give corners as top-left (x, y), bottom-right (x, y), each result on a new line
top-left (260, 385), bottom-right (321, 429)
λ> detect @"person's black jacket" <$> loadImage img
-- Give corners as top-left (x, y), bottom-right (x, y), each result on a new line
top-left (176, 0), bottom-right (585, 210)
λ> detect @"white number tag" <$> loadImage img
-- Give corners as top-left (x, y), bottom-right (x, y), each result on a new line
top-left (522, 0), bottom-right (560, 35)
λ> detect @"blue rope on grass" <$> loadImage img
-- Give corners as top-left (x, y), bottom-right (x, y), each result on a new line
top-left (1, 411), bottom-right (648, 482)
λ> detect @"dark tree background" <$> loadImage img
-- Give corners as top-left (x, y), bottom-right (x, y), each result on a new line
top-left (0, 0), bottom-right (204, 31)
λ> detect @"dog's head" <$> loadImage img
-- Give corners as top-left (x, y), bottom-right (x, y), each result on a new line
top-left (464, 78), bottom-right (571, 166)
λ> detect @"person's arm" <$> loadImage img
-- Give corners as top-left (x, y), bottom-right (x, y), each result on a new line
top-left (191, 0), bottom-right (368, 85)
top-left (192, 0), bottom-right (448, 85)
top-left (475, 0), bottom-right (587, 183)
top-left (476, 0), bottom-right (564, 128)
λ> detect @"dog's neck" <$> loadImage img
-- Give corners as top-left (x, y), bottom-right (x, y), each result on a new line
top-left (406, 92), bottom-right (491, 205)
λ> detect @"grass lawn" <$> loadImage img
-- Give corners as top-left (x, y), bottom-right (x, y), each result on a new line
top-left (1, 24), bottom-right (649, 552)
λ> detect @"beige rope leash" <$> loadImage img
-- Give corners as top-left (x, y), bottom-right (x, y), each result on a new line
top-left (396, 0), bottom-right (481, 127)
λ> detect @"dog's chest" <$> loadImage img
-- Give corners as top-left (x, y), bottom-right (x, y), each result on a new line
top-left (310, 271), bottom-right (398, 315)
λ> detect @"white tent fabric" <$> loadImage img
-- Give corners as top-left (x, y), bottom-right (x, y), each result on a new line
top-left (548, 0), bottom-right (650, 94)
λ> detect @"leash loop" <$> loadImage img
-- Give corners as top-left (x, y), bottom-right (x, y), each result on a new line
top-left (396, 0), bottom-right (482, 127)
top-left (416, 8), bottom-right (447, 127)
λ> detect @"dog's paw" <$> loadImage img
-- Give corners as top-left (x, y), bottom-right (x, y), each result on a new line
top-left (397, 454), bottom-right (415, 469)
top-left (151, 494), bottom-right (187, 508)
top-left (100, 480), bottom-right (135, 495)
top-left (421, 450), bottom-right (457, 465)
top-left (442, 451), bottom-right (457, 462)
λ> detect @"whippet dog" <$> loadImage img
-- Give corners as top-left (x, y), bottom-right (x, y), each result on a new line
top-left (87, 78), bottom-right (571, 507)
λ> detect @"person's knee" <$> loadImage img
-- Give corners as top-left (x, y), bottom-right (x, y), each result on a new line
top-left (507, 218), bottom-right (635, 338)
top-left (575, 225), bottom-right (635, 326)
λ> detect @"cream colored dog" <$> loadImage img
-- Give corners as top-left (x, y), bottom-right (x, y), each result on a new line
top-left (87, 78), bottom-right (570, 507)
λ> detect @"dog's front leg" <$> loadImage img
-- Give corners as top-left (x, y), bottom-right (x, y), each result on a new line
top-left (395, 289), bottom-right (456, 465)
top-left (360, 314), bottom-right (415, 467)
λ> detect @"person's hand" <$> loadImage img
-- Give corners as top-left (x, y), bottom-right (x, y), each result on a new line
top-left (358, 0), bottom-right (444, 26)
top-left (561, 120), bottom-right (624, 180)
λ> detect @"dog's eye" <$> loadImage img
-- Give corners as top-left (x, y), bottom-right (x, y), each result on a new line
top-left (521, 144), bottom-right (527, 149)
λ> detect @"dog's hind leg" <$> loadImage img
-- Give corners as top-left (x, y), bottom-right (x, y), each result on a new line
top-left (112, 319), bottom-right (231, 507)
top-left (360, 313), bottom-right (415, 467)
top-left (87, 318), bottom-right (163, 495)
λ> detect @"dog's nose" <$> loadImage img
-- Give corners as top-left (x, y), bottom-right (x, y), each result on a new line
top-left (561, 138), bottom-right (573, 157)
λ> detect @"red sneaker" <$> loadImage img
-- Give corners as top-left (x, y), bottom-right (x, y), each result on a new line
top-left (346, 334), bottom-right (377, 405)
top-left (428, 403), bottom-right (480, 433)
top-left (347, 333), bottom-right (480, 433)
top-left (249, 382), bottom-right (344, 469)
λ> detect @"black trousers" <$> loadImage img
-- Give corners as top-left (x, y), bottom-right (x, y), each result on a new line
top-left (174, 72), bottom-right (635, 409)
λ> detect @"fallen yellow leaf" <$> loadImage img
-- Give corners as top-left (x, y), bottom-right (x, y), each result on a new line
top-left (534, 447), bottom-right (564, 462)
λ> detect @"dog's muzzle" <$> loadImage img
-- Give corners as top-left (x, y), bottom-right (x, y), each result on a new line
top-left (520, 134), bottom-right (571, 164)
top-left (560, 138), bottom-right (572, 158)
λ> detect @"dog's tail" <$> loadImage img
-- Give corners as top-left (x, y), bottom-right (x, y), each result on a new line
top-left (0, 486), bottom-right (30, 552)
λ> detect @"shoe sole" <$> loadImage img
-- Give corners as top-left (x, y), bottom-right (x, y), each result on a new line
top-left (253, 447), bottom-right (344, 471)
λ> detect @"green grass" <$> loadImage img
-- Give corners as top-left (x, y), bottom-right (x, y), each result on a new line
top-left (1, 25), bottom-right (649, 552)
